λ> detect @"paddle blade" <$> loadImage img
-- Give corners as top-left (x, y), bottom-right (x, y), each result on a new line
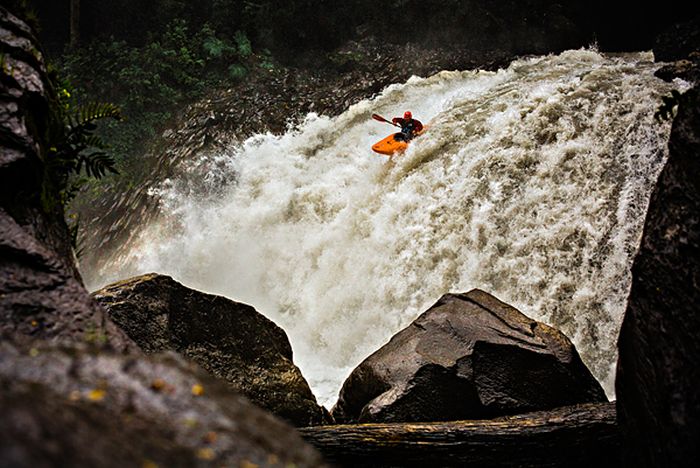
top-left (372, 113), bottom-right (390, 123)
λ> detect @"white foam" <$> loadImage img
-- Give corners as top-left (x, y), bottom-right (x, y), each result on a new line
top-left (92, 49), bottom-right (683, 408)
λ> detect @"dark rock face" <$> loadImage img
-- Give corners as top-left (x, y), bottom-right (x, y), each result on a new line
top-left (616, 86), bottom-right (700, 466)
top-left (0, 7), bottom-right (133, 350)
top-left (332, 289), bottom-right (606, 424)
top-left (654, 17), bottom-right (700, 62)
top-left (0, 339), bottom-right (326, 467)
top-left (93, 273), bottom-right (328, 426)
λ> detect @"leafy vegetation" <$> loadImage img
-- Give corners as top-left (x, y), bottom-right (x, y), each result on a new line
top-left (57, 19), bottom-right (257, 186)
top-left (3, 0), bottom-right (40, 30)
top-left (40, 73), bottom-right (122, 209)
top-left (54, 101), bottom-right (121, 178)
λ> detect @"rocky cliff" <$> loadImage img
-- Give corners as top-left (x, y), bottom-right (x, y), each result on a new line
top-left (616, 80), bottom-right (700, 465)
top-left (0, 7), bottom-right (132, 350)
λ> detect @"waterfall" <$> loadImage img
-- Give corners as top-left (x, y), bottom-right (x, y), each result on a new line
top-left (90, 49), bottom-right (687, 407)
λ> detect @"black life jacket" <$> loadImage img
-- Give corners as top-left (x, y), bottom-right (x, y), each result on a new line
top-left (398, 119), bottom-right (418, 140)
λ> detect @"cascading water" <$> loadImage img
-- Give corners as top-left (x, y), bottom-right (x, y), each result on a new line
top-left (90, 49), bottom-right (687, 408)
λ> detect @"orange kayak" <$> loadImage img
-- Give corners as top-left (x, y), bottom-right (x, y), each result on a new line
top-left (372, 133), bottom-right (409, 156)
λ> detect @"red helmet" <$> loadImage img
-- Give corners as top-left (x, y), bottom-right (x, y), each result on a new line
top-left (403, 111), bottom-right (412, 120)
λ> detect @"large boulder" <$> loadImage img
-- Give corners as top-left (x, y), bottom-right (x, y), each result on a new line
top-left (615, 85), bottom-right (700, 465)
top-left (332, 289), bottom-right (606, 424)
top-left (0, 339), bottom-right (326, 467)
top-left (0, 7), bottom-right (133, 350)
top-left (93, 273), bottom-right (328, 426)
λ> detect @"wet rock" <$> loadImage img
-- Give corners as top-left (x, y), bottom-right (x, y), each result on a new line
top-left (332, 289), bottom-right (606, 424)
top-left (93, 273), bottom-right (329, 426)
top-left (655, 58), bottom-right (700, 84)
top-left (0, 339), bottom-right (326, 467)
top-left (0, 207), bottom-right (134, 351)
top-left (0, 7), bottom-right (133, 351)
top-left (616, 85), bottom-right (700, 466)
top-left (654, 51), bottom-right (700, 86)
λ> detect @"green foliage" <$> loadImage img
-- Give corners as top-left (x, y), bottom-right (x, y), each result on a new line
top-left (328, 50), bottom-right (366, 71)
top-left (4, 0), bottom-right (40, 31)
top-left (257, 48), bottom-right (276, 71)
top-left (58, 19), bottom-right (256, 186)
top-left (234, 30), bottom-right (253, 58)
top-left (52, 101), bottom-right (121, 179)
top-left (42, 79), bottom-right (122, 211)
top-left (204, 35), bottom-right (234, 58)
top-left (228, 63), bottom-right (248, 80)
top-left (655, 90), bottom-right (682, 122)
top-left (67, 214), bottom-right (85, 258)
top-left (203, 25), bottom-right (240, 59)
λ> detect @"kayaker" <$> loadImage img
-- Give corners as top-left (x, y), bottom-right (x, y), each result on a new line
top-left (392, 111), bottom-right (423, 141)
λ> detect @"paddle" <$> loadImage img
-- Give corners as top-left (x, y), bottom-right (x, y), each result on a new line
top-left (372, 113), bottom-right (400, 127)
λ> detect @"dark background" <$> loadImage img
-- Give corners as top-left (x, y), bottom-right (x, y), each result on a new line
top-left (23, 0), bottom-right (700, 60)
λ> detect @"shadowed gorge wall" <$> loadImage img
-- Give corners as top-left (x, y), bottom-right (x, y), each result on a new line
top-left (0, 6), bottom-right (133, 349)
top-left (616, 85), bottom-right (700, 467)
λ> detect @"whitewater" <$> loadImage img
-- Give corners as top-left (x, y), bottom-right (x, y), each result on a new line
top-left (90, 49), bottom-right (687, 408)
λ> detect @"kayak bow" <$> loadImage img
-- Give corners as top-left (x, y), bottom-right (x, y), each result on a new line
top-left (372, 133), bottom-right (409, 155)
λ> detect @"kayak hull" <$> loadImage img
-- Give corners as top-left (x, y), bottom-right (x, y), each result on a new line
top-left (372, 133), bottom-right (408, 155)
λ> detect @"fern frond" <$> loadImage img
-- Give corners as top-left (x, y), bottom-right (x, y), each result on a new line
top-left (84, 135), bottom-right (107, 150)
top-left (74, 102), bottom-right (122, 127)
top-left (78, 151), bottom-right (118, 179)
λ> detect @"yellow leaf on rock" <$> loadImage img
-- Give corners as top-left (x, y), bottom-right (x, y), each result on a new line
top-left (150, 378), bottom-right (166, 391)
top-left (191, 383), bottom-right (204, 396)
top-left (196, 448), bottom-right (215, 461)
top-left (87, 389), bottom-right (106, 401)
